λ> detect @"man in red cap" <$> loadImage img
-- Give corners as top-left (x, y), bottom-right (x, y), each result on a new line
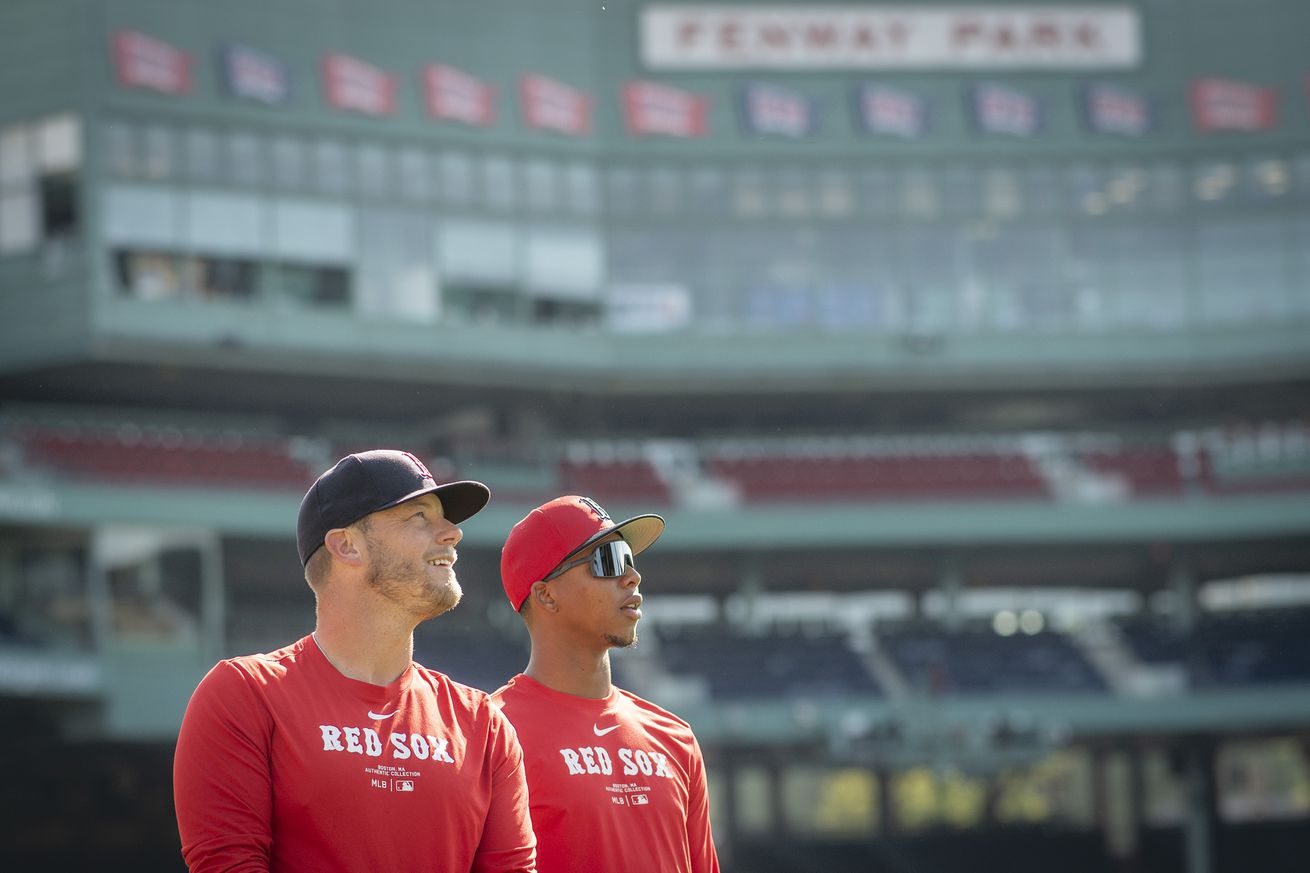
top-left (174, 450), bottom-right (536, 872)
top-left (493, 495), bottom-right (719, 873)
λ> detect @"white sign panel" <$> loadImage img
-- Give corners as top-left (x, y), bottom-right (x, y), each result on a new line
top-left (641, 5), bottom-right (1141, 70)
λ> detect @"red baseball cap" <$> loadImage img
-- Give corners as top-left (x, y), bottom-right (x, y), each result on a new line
top-left (501, 495), bottom-right (664, 610)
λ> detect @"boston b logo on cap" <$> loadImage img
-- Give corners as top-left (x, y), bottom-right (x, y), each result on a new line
top-left (575, 496), bottom-right (612, 523)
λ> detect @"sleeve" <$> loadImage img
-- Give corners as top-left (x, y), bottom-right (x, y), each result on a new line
top-left (685, 735), bottom-right (721, 873)
top-left (471, 707), bottom-right (537, 873)
top-left (173, 661), bottom-right (275, 873)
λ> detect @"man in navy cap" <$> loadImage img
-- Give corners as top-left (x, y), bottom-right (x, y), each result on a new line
top-left (174, 450), bottom-right (536, 873)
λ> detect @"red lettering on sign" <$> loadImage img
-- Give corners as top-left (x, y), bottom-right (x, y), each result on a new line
top-left (806, 24), bottom-right (837, 48)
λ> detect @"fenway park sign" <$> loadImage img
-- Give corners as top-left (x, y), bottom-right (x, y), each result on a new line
top-left (641, 5), bottom-right (1141, 70)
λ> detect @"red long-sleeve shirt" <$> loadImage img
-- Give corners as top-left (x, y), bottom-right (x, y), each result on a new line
top-left (174, 635), bottom-right (535, 872)
top-left (491, 674), bottom-right (719, 873)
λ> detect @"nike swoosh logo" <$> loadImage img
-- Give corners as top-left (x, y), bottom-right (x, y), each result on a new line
top-left (593, 723), bottom-right (620, 737)
top-left (368, 710), bottom-right (398, 720)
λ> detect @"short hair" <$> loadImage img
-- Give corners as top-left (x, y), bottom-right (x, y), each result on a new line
top-left (304, 546), bottom-right (331, 591)
top-left (302, 515), bottom-right (373, 591)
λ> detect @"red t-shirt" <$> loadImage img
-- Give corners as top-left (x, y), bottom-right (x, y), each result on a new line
top-left (174, 635), bottom-right (535, 872)
top-left (491, 674), bottom-right (719, 873)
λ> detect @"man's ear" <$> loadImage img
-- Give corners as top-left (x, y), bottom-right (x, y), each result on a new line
top-left (530, 581), bottom-right (559, 613)
top-left (324, 527), bottom-right (365, 567)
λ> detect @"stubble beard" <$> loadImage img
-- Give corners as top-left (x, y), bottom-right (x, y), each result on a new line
top-left (605, 629), bottom-right (638, 649)
top-left (366, 536), bottom-right (462, 621)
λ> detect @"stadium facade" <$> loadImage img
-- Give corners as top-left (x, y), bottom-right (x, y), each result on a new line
top-left (0, 1), bottom-right (1308, 870)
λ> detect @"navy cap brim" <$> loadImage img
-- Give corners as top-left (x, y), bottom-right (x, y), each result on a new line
top-left (385, 479), bottom-right (490, 525)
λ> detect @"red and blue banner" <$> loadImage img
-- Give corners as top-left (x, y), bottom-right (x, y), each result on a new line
top-left (740, 83), bottom-right (818, 138)
top-left (221, 44), bottom-right (291, 105)
top-left (520, 74), bottom-right (592, 135)
top-left (423, 64), bottom-right (495, 127)
top-left (1191, 78), bottom-right (1278, 132)
top-left (322, 53), bottom-right (396, 116)
top-left (970, 81), bottom-right (1042, 136)
top-left (854, 83), bottom-right (930, 138)
top-left (622, 81), bottom-right (709, 138)
top-left (1083, 82), bottom-right (1151, 135)
top-left (113, 29), bottom-right (192, 95)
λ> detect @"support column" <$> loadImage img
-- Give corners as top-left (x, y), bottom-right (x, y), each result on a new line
top-left (1099, 747), bottom-right (1141, 867)
top-left (1179, 738), bottom-right (1218, 873)
top-left (199, 534), bottom-right (226, 662)
top-left (86, 530), bottom-right (114, 651)
top-left (876, 768), bottom-right (896, 836)
top-left (727, 558), bottom-right (763, 633)
top-left (715, 751), bottom-right (737, 870)
top-left (0, 540), bottom-right (18, 627)
top-left (1168, 559), bottom-right (1199, 634)
top-left (938, 556), bottom-right (963, 633)
top-left (767, 756), bottom-right (788, 840)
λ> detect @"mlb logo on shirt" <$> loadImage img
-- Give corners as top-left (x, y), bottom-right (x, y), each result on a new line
top-left (611, 796), bottom-right (628, 806)
top-left (394, 780), bottom-right (415, 792)
top-left (630, 794), bottom-right (650, 806)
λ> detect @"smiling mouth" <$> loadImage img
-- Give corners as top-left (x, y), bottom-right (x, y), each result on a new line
top-left (427, 557), bottom-right (455, 568)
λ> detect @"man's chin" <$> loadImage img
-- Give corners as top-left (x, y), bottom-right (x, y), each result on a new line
top-left (421, 580), bottom-right (463, 620)
top-left (605, 631), bottom-right (638, 649)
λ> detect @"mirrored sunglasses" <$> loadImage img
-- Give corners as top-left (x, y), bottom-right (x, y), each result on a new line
top-left (543, 539), bottom-right (635, 582)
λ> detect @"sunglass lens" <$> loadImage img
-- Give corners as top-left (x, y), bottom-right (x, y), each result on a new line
top-left (593, 541), bottom-right (634, 577)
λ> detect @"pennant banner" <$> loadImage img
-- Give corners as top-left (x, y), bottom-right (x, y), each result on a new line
top-left (622, 81), bottom-right (709, 137)
top-left (423, 64), bottom-right (495, 126)
top-left (854, 83), bottom-right (930, 138)
top-left (1083, 82), bottom-right (1150, 135)
top-left (971, 82), bottom-right (1042, 136)
top-left (1191, 78), bottom-right (1278, 132)
top-left (323, 53), bottom-right (396, 116)
top-left (521, 74), bottom-right (592, 135)
top-left (221, 44), bottom-right (291, 105)
top-left (740, 82), bottom-right (818, 138)
top-left (113, 29), bottom-right (192, 95)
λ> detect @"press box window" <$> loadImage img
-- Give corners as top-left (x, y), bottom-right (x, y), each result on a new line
top-left (190, 256), bottom-right (258, 300)
top-left (397, 148), bottom-right (433, 202)
top-left (41, 173), bottom-right (77, 237)
top-left (116, 250), bottom-right (185, 299)
top-left (356, 143), bottom-right (392, 198)
top-left (525, 159), bottom-right (559, 213)
top-left (439, 151), bottom-right (473, 205)
top-left (0, 191), bottom-right (38, 253)
top-left (36, 115), bottom-right (81, 241)
top-left (114, 250), bottom-right (257, 301)
top-left (564, 162), bottom-right (598, 216)
top-left (270, 262), bottom-right (350, 307)
top-left (227, 132), bottom-right (264, 187)
top-left (532, 297), bottom-right (601, 327)
top-left (141, 124), bottom-right (177, 180)
top-left (103, 121), bottom-right (137, 177)
top-left (0, 126), bottom-right (38, 253)
top-left (313, 139), bottom-right (350, 195)
top-left (604, 165), bottom-right (641, 216)
top-left (184, 128), bottom-right (222, 182)
top-left (443, 284), bottom-right (522, 324)
top-left (271, 136), bottom-right (307, 190)
top-left (482, 155), bottom-right (517, 211)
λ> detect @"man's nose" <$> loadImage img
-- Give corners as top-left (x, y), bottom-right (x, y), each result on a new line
top-left (435, 520), bottom-right (462, 545)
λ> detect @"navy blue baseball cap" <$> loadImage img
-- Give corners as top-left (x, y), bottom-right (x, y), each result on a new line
top-left (297, 449), bottom-right (490, 565)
